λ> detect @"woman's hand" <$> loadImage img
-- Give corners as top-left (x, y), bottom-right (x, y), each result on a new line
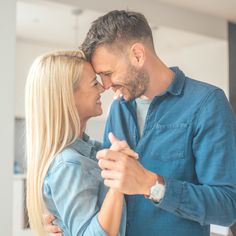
top-left (43, 214), bottom-right (63, 236)
top-left (108, 132), bottom-right (139, 160)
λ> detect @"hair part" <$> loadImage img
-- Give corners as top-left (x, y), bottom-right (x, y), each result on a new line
top-left (81, 10), bottom-right (154, 61)
top-left (25, 50), bottom-right (85, 235)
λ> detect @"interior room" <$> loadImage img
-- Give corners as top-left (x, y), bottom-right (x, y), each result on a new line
top-left (1, 0), bottom-right (236, 235)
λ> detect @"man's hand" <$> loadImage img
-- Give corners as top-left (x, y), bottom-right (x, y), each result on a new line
top-left (43, 214), bottom-right (63, 236)
top-left (97, 133), bottom-right (160, 195)
top-left (108, 132), bottom-right (139, 159)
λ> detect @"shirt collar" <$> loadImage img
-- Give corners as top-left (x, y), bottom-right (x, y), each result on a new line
top-left (120, 67), bottom-right (186, 107)
top-left (69, 133), bottom-right (96, 159)
top-left (166, 67), bottom-right (186, 96)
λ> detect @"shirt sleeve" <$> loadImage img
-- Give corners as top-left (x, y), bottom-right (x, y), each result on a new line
top-left (48, 159), bottom-right (108, 236)
top-left (103, 112), bottom-right (112, 148)
top-left (158, 89), bottom-right (236, 226)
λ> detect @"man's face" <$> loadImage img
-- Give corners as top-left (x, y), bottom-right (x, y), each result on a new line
top-left (91, 45), bottom-right (149, 101)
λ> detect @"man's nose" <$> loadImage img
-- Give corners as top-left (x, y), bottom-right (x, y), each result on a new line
top-left (102, 78), bottom-right (112, 90)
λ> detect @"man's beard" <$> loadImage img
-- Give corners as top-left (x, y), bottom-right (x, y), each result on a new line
top-left (123, 64), bottom-right (149, 101)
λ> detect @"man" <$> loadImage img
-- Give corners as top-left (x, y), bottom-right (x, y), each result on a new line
top-left (47, 10), bottom-right (236, 236)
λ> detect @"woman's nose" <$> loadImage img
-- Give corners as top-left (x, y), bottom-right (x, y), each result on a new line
top-left (99, 83), bottom-right (105, 93)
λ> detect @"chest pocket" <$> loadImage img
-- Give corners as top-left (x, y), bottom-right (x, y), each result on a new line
top-left (147, 123), bottom-right (189, 162)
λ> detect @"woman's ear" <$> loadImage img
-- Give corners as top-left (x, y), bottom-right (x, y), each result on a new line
top-left (129, 43), bottom-right (145, 67)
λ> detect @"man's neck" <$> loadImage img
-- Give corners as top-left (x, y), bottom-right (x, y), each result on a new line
top-left (143, 56), bottom-right (174, 99)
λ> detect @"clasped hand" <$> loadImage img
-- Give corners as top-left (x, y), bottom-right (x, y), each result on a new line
top-left (97, 132), bottom-right (157, 195)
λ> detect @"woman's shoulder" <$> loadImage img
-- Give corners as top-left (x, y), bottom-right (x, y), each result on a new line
top-left (46, 139), bottom-right (100, 177)
top-left (45, 147), bottom-right (81, 176)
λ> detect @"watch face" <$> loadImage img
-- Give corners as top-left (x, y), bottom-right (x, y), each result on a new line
top-left (150, 182), bottom-right (165, 201)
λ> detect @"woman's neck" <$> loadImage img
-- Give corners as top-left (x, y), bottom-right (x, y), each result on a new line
top-left (79, 120), bottom-right (87, 138)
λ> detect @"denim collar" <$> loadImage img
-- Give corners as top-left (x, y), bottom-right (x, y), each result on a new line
top-left (166, 67), bottom-right (186, 96)
top-left (121, 67), bottom-right (186, 107)
top-left (70, 133), bottom-right (96, 159)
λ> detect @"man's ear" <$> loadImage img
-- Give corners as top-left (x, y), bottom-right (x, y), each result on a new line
top-left (129, 43), bottom-right (145, 67)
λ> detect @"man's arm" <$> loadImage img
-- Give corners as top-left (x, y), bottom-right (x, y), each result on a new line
top-left (99, 89), bottom-right (236, 226)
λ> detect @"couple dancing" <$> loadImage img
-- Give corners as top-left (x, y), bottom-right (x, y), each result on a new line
top-left (25, 10), bottom-right (236, 236)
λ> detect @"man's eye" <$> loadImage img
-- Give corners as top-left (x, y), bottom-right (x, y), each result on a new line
top-left (104, 72), bottom-right (112, 77)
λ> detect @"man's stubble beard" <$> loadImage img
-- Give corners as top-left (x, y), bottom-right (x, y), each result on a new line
top-left (124, 64), bottom-right (149, 101)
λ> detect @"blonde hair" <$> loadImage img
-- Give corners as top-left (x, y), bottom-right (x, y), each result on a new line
top-left (25, 50), bottom-right (86, 235)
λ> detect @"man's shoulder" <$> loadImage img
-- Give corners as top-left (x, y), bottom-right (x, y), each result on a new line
top-left (184, 77), bottom-right (222, 99)
top-left (186, 77), bottom-right (219, 91)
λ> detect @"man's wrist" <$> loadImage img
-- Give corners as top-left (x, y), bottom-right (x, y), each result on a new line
top-left (143, 171), bottom-right (160, 195)
top-left (142, 171), bottom-right (165, 202)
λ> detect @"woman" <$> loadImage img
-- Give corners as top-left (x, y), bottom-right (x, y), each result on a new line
top-left (25, 50), bottom-right (135, 236)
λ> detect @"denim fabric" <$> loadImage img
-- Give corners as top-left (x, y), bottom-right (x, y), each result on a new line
top-left (43, 134), bottom-right (126, 236)
top-left (103, 67), bottom-right (236, 236)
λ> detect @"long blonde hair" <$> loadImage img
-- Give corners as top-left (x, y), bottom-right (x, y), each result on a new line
top-left (25, 50), bottom-right (86, 235)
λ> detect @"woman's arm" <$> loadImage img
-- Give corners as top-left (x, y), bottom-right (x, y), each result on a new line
top-left (98, 133), bottom-right (138, 236)
top-left (98, 189), bottom-right (124, 236)
top-left (43, 135), bottom-right (135, 236)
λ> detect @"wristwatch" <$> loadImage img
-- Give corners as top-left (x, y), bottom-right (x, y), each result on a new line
top-left (148, 180), bottom-right (166, 202)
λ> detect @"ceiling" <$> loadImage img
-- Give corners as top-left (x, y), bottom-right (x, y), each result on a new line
top-left (156, 0), bottom-right (236, 23)
top-left (16, 0), bottom-right (222, 52)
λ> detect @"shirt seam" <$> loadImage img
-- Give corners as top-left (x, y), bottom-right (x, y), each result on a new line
top-left (193, 88), bottom-right (221, 134)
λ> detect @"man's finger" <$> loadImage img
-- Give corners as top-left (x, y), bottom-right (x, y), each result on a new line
top-left (108, 132), bottom-right (120, 144)
top-left (108, 134), bottom-right (139, 159)
top-left (96, 149), bottom-right (123, 161)
top-left (98, 159), bottom-right (120, 171)
top-left (113, 89), bottom-right (123, 100)
top-left (101, 170), bottom-right (121, 180)
top-left (104, 179), bottom-right (119, 189)
top-left (111, 143), bottom-right (139, 159)
top-left (121, 148), bottom-right (139, 160)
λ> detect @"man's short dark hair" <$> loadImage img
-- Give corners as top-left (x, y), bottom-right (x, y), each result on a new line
top-left (81, 10), bottom-right (154, 61)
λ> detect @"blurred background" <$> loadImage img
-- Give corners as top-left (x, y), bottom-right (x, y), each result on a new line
top-left (0, 0), bottom-right (236, 235)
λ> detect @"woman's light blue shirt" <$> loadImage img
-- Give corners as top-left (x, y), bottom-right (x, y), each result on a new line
top-left (43, 134), bottom-right (126, 236)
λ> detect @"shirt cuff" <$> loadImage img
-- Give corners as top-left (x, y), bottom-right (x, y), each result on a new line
top-left (89, 213), bottom-right (108, 236)
top-left (154, 177), bottom-right (184, 212)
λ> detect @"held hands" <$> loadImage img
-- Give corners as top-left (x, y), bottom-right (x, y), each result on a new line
top-left (43, 133), bottom-right (160, 236)
top-left (97, 133), bottom-right (158, 195)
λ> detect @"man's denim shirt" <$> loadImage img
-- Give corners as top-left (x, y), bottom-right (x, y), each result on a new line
top-left (43, 134), bottom-right (126, 236)
top-left (103, 67), bottom-right (236, 236)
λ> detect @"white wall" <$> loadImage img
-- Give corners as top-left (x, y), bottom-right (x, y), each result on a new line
top-left (0, 1), bottom-right (16, 234)
top-left (157, 40), bottom-right (229, 96)
top-left (15, 39), bottom-right (68, 117)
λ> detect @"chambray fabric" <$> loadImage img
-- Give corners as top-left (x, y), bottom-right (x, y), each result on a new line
top-left (103, 67), bottom-right (236, 236)
top-left (43, 134), bottom-right (126, 236)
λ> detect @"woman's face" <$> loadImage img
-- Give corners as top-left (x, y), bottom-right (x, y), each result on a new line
top-left (74, 62), bottom-right (105, 122)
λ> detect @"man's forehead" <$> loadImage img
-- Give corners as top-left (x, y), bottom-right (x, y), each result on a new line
top-left (91, 55), bottom-right (114, 74)
top-left (91, 62), bottom-right (111, 74)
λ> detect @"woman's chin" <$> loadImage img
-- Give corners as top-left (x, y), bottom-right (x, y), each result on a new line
top-left (94, 109), bottom-right (103, 117)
